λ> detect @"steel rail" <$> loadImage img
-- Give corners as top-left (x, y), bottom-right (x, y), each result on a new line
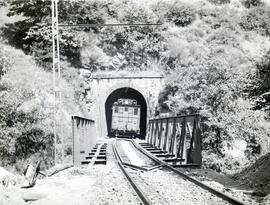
top-left (112, 140), bottom-right (153, 205)
top-left (132, 140), bottom-right (246, 205)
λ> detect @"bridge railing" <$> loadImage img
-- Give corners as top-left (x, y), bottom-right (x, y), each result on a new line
top-left (146, 114), bottom-right (202, 165)
top-left (72, 116), bottom-right (96, 166)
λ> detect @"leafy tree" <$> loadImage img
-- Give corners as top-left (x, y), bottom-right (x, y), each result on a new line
top-left (2, 0), bottom-right (107, 68)
top-left (2, 0), bottom-right (51, 49)
top-left (80, 0), bottom-right (165, 71)
top-left (1, 0), bottom-right (166, 70)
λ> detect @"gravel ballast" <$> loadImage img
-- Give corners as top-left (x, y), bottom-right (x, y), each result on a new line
top-left (127, 166), bottom-right (231, 205)
top-left (27, 140), bottom-right (141, 205)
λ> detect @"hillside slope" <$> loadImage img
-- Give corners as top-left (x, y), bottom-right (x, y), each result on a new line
top-left (0, 43), bottom-right (86, 170)
top-left (233, 153), bottom-right (270, 197)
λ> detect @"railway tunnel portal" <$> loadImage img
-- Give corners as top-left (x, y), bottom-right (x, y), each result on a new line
top-left (85, 71), bottom-right (165, 139)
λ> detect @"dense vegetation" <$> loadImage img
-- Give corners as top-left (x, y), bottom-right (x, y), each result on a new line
top-left (1, 0), bottom-right (270, 173)
top-left (0, 2), bottom-right (87, 170)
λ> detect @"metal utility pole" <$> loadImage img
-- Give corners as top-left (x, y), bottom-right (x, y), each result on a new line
top-left (51, 0), bottom-right (62, 165)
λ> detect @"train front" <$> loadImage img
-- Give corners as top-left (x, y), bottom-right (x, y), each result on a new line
top-left (111, 98), bottom-right (141, 138)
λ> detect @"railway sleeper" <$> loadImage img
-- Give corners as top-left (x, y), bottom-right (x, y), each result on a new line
top-left (85, 156), bottom-right (94, 160)
top-left (163, 158), bottom-right (185, 163)
top-left (150, 150), bottom-right (167, 154)
top-left (140, 144), bottom-right (152, 147)
top-left (140, 143), bottom-right (152, 146)
top-left (140, 143), bottom-right (157, 147)
top-left (155, 153), bottom-right (175, 158)
top-left (97, 155), bottom-right (106, 160)
top-left (172, 164), bottom-right (201, 168)
top-left (81, 160), bottom-right (91, 165)
top-left (146, 145), bottom-right (162, 150)
top-left (145, 147), bottom-right (162, 151)
top-left (139, 142), bottom-right (151, 146)
top-left (94, 159), bottom-right (107, 165)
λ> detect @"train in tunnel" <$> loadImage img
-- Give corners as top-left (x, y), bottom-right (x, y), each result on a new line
top-left (111, 98), bottom-right (141, 138)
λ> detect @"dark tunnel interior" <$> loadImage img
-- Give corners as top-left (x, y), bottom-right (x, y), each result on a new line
top-left (105, 87), bottom-right (147, 139)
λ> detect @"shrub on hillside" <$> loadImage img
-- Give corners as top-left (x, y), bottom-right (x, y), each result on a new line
top-left (240, 6), bottom-right (270, 36)
top-left (241, 0), bottom-right (263, 8)
top-left (0, 0), bottom-right (6, 7)
top-left (165, 3), bottom-right (196, 27)
top-left (158, 85), bottom-right (178, 114)
top-left (0, 84), bottom-right (53, 166)
top-left (159, 50), bottom-right (270, 172)
top-left (198, 5), bottom-right (241, 32)
top-left (207, 0), bottom-right (230, 5)
top-left (95, 1), bottom-right (164, 71)
top-left (203, 151), bottom-right (249, 174)
top-left (15, 128), bottom-right (53, 159)
top-left (250, 50), bottom-right (270, 112)
top-left (0, 45), bottom-right (13, 79)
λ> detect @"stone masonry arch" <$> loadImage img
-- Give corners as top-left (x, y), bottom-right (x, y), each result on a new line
top-left (84, 71), bottom-right (165, 139)
top-left (104, 80), bottom-right (148, 102)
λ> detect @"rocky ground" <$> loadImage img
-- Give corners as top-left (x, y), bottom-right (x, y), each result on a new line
top-left (232, 153), bottom-right (270, 204)
top-left (175, 157), bottom-right (270, 205)
top-left (1, 139), bottom-right (270, 205)
top-left (177, 167), bottom-right (259, 204)
top-left (26, 163), bottom-right (140, 205)
top-left (128, 166), bottom-right (231, 205)
top-left (1, 163), bottom-right (141, 205)
top-left (0, 140), bottom-right (141, 205)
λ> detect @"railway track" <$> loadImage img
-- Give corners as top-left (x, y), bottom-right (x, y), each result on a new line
top-left (112, 140), bottom-right (153, 205)
top-left (113, 139), bottom-right (246, 205)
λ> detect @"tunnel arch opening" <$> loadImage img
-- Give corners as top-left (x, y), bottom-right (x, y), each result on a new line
top-left (105, 87), bottom-right (147, 139)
